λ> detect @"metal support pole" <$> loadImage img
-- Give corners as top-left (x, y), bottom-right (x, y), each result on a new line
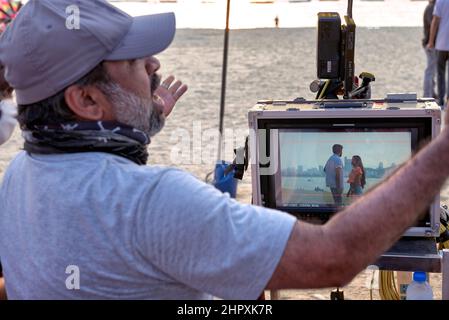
top-left (217, 0), bottom-right (231, 162)
top-left (347, 0), bottom-right (353, 18)
top-left (443, 249), bottom-right (449, 300)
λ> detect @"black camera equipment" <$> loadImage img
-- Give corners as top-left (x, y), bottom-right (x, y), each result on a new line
top-left (223, 136), bottom-right (249, 180)
top-left (313, 0), bottom-right (375, 100)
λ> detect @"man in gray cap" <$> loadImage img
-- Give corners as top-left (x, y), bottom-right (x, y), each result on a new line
top-left (2, 0), bottom-right (449, 300)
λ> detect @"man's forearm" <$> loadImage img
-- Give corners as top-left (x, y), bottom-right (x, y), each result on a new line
top-left (325, 128), bottom-right (449, 280)
top-left (268, 106), bottom-right (449, 291)
top-left (267, 127), bottom-right (449, 290)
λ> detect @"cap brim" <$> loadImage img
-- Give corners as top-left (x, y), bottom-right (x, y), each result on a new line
top-left (106, 12), bottom-right (175, 61)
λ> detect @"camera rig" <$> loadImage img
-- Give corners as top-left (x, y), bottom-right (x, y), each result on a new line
top-left (227, 0), bottom-right (374, 185)
top-left (313, 0), bottom-right (375, 100)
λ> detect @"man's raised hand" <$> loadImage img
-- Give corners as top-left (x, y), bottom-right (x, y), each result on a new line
top-left (154, 75), bottom-right (188, 117)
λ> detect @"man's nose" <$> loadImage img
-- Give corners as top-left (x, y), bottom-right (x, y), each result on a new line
top-left (145, 56), bottom-right (160, 75)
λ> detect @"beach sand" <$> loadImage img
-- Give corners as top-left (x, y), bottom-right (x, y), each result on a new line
top-left (1, 27), bottom-right (447, 299)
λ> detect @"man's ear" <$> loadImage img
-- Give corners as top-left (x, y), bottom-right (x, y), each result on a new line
top-left (64, 85), bottom-right (115, 121)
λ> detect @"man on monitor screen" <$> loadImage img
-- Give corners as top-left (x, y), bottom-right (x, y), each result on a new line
top-left (324, 144), bottom-right (344, 207)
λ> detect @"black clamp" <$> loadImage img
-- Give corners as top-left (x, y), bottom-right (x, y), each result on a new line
top-left (224, 136), bottom-right (249, 180)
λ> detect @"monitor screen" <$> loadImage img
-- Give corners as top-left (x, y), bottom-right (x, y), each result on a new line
top-left (274, 128), bottom-right (413, 211)
top-left (257, 117), bottom-right (432, 223)
top-left (255, 112), bottom-right (437, 233)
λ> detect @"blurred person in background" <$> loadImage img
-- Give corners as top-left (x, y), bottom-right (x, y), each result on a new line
top-left (428, 0), bottom-right (449, 107)
top-left (423, 0), bottom-right (437, 99)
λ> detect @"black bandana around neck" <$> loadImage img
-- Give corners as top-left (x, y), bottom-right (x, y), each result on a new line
top-left (22, 121), bottom-right (151, 165)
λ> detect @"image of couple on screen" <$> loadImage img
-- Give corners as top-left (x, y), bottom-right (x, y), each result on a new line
top-left (324, 144), bottom-right (366, 207)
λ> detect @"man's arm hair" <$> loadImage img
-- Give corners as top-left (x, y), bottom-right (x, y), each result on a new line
top-left (267, 114), bottom-right (449, 290)
top-left (428, 15), bottom-right (440, 48)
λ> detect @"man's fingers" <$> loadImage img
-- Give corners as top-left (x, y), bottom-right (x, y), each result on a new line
top-left (161, 75), bottom-right (175, 88)
top-left (157, 75), bottom-right (188, 108)
top-left (169, 80), bottom-right (183, 94)
top-left (173, 84), bottom-right (188, 101)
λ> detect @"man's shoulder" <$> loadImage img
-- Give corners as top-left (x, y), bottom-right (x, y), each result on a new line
top-left (332, 155), bottom-right (343, 166)
top-left (2, 152), bottom-right (201, 212)
top-left (330, 154), bottom-right (342, 162)
top-left (2, 150), bottom-right (26, 173)
top-left (5, 151), bottom-right (188, 187)
top-left (435, 0), bottom-right (449, 16)
top-left (84, 153), bottom-right (191, 187)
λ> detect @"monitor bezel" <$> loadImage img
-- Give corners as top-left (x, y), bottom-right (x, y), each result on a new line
top-left (257, 117), bottom-right (433, 226)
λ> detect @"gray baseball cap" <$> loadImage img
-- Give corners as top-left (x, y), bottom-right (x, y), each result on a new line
top-left (0, 0), bottom-right (176, 105)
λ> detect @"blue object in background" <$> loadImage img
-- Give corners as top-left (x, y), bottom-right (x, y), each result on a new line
top-left (213, 161), bottom-right (238, 198)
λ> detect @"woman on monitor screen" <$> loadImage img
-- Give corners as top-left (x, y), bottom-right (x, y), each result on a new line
top-left (347, 155), bottom-right (366, 198)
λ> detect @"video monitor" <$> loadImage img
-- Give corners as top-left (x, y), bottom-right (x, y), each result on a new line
top-left (258, 117), bottom-right (433, 225)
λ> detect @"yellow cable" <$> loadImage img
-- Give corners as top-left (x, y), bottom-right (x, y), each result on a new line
top-left (439, 224), bottom-right (449, 250)
top-left (318, 80), bottom-right (330, 100)
top-left (369, 269), bottom-right (375, 300)
top-left (379, 270), bottom-right (400, 300)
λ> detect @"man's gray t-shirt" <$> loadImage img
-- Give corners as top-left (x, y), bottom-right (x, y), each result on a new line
top-left (324, 154), bottom-right (344, 189)
top-left (434, 0), bottom-right (449, 51)
top-left (0, 152), bottom-right (296, 299)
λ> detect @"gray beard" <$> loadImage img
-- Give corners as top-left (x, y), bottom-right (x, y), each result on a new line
top-left (96, 81), bottom-right (165, 138)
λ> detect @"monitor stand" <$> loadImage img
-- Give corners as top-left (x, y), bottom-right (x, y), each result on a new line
top-left (374, 237), bottom-right (440, 273)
